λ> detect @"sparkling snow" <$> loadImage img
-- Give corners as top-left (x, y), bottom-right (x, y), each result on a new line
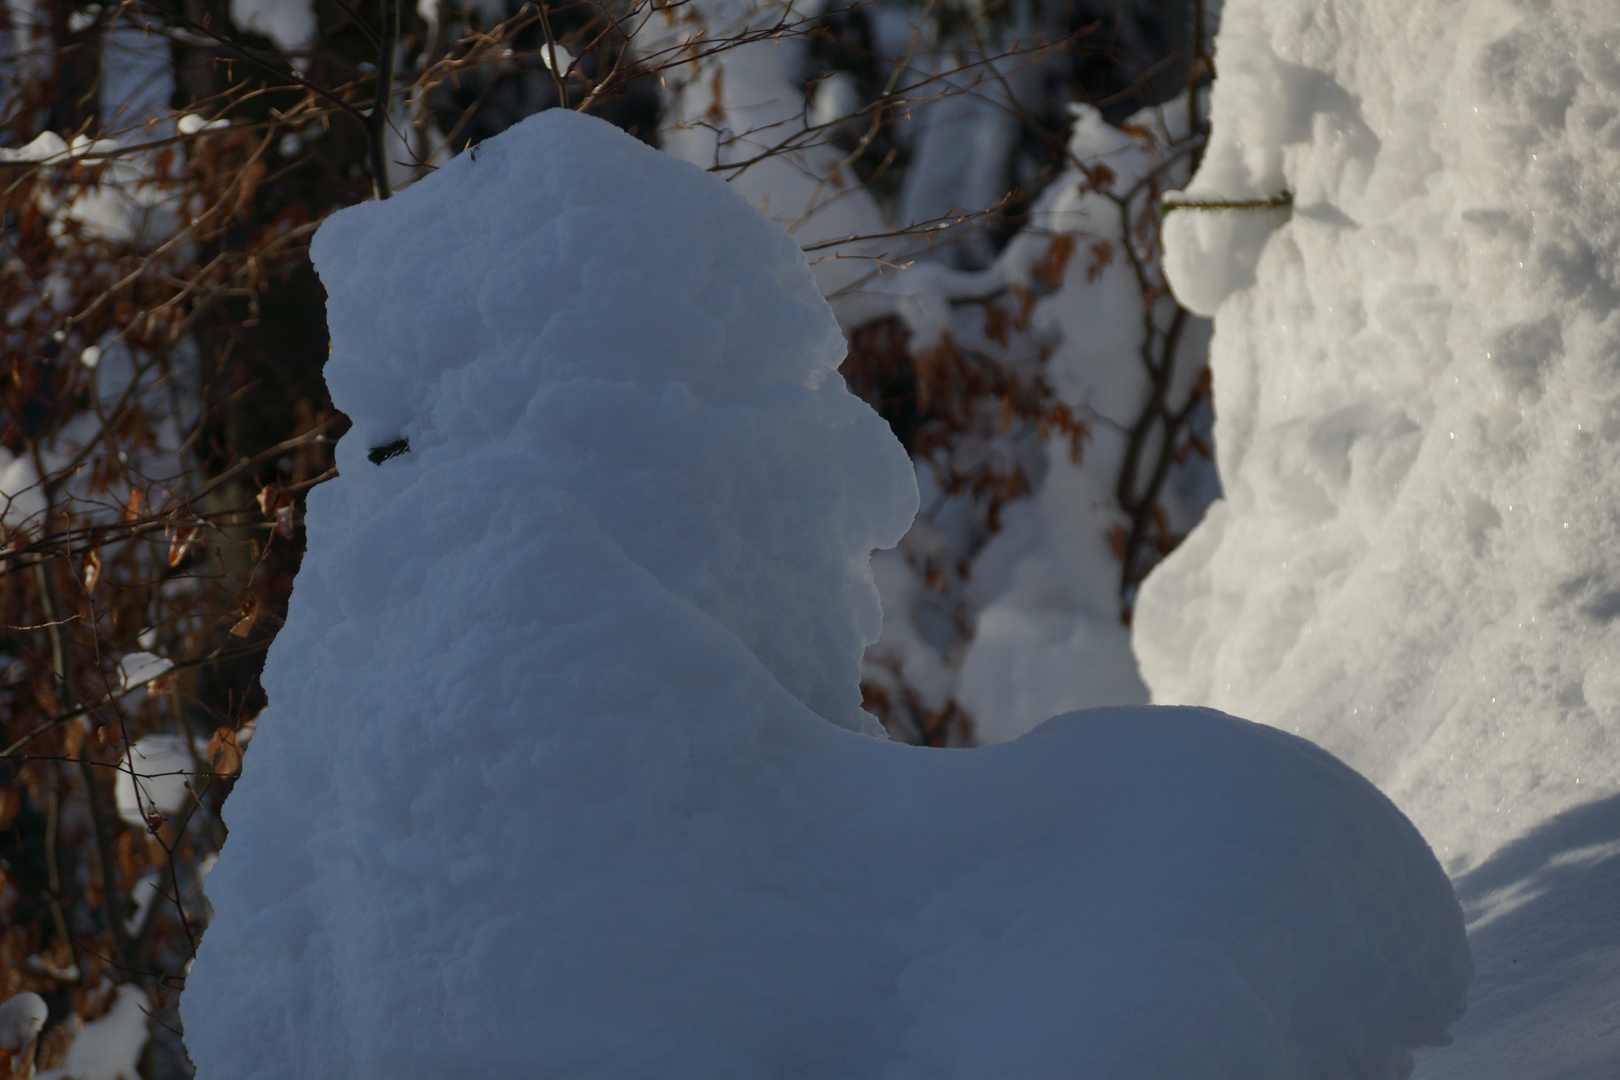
top-left (181, 109), bottom-right (1468, 1079)
top-left (1136, 0), bottom-right (1620, 1074)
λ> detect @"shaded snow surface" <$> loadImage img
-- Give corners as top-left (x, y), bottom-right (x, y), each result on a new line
top-left (181, 110), bottom-right (1468, 1080)
top-left (1136, 0), bottom-right (1620, 1074)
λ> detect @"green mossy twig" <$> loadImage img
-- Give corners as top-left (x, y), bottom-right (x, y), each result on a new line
top-left (1162, 191), bottom-right (1293, 214)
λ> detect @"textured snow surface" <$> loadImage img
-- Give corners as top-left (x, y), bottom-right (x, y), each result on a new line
top-left (182, 110), bottom-right (1468, 1079)
top-left (1135, 0), bottom-right (1620, 1074)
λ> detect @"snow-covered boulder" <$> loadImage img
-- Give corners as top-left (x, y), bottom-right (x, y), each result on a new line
top-left (1138, 0), bottom-right (1620, 1073)
top-left (181, 109), bottom-right (1468, 1080)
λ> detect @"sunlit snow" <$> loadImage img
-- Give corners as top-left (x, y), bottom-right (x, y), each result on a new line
top-left (1136, 0), bottom-right (1620, 1074)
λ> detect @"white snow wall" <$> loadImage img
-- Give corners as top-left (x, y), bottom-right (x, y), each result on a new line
top-left (1136, 4), bottom-right (1620, 1072)
top-left (1139, 0), bottom-right (1620, 877)
top-left (1136, 3), bottom-right (1620, 1071)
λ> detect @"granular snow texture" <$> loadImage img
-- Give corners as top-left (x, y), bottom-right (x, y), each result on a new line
top-left (181, 109), bottom-right (1468, 1080)
top-left (1136, 0), bottom-right (1620, 1073)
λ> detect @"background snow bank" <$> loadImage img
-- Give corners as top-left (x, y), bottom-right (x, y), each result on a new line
top-left (42, 986), bottom-right (151, 1080)
top-left (1135, 0), bottom-right (1620, 1073)
top-left (636, 0), bottom-right (894, 318)
top-left (181, 109), bottom-right (1468, 1079)
top-left (950, 101), bottom-right (1214, 743)
top-left (853, 100), bottom-right (1218, 746)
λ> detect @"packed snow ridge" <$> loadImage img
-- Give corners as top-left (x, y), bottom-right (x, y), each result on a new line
top-left (181, 110), bottom-right (1468, 1079)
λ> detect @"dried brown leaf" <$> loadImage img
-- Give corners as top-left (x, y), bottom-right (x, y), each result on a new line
top-left (1033, 234), bottom-right (1075, 290)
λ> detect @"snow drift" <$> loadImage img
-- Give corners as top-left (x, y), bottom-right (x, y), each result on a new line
top-left (181, 109), bottom-right (1468, 1079)
top-left (1136, 0), bottom-right (1620, 1073)
top-left (1143, 0), bottom-right (1620, 876)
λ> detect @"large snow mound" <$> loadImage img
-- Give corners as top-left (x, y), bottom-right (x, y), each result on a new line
top-left (1136, 0), bottom-right (1620, 1073)
top-left (181, 109), bottom-right (1468, 1079)
top-left (1141, 0), bottom-right (1620, 880)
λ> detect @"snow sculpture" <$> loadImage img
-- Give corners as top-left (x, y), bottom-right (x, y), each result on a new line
top-left (182, 109), bottom-right (1468, 1079)
top-left (1138, 0), bottom-right (1620, 1072)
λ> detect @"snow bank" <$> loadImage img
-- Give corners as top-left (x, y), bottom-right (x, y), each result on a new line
top-left (1140, 0), bottom-right (1620, 881)
top-left (1135, 0), bottom-right (1620, 1072)
top-left (182, 109), bottom-right (1468, 1079)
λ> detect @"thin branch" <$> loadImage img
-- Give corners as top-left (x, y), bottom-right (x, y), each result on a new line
top-left (370, 0), bottom-right (402, 199)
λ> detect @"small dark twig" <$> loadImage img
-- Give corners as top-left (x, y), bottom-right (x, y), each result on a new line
top-left (368, 437), bottom-right (411, 464)
top-left (535, 1), bottom-right (570, 109)
top-left (369, 0), bottom-right (402, 199)
top-left (1162, 191), bottom-right (1293, 214)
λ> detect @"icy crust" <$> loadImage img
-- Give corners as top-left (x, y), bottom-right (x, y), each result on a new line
top-left (1137, 0), bottom-right (1620, 874)
top-left (182, 110), bottom-right (1467, 1079)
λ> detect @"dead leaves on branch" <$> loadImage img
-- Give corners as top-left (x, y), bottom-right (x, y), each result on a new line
top-left (844, 281), bottom-right (1091, 537)
top-left (0, 95), bottom-right (334, 1059)
top-left (1032, 233), bottom-right (1075, 290)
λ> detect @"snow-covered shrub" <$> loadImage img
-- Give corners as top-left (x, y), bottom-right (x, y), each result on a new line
top-left (0, 1), bottom-right (843, 1072)
top-left (0, 3), bottom-right (470, 1072)
top-left (183, 107), bottom-right (1469, 1080)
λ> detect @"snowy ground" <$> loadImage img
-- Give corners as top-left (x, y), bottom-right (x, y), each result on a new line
top-left (1413, 802), bottom-right (1620, 1078)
